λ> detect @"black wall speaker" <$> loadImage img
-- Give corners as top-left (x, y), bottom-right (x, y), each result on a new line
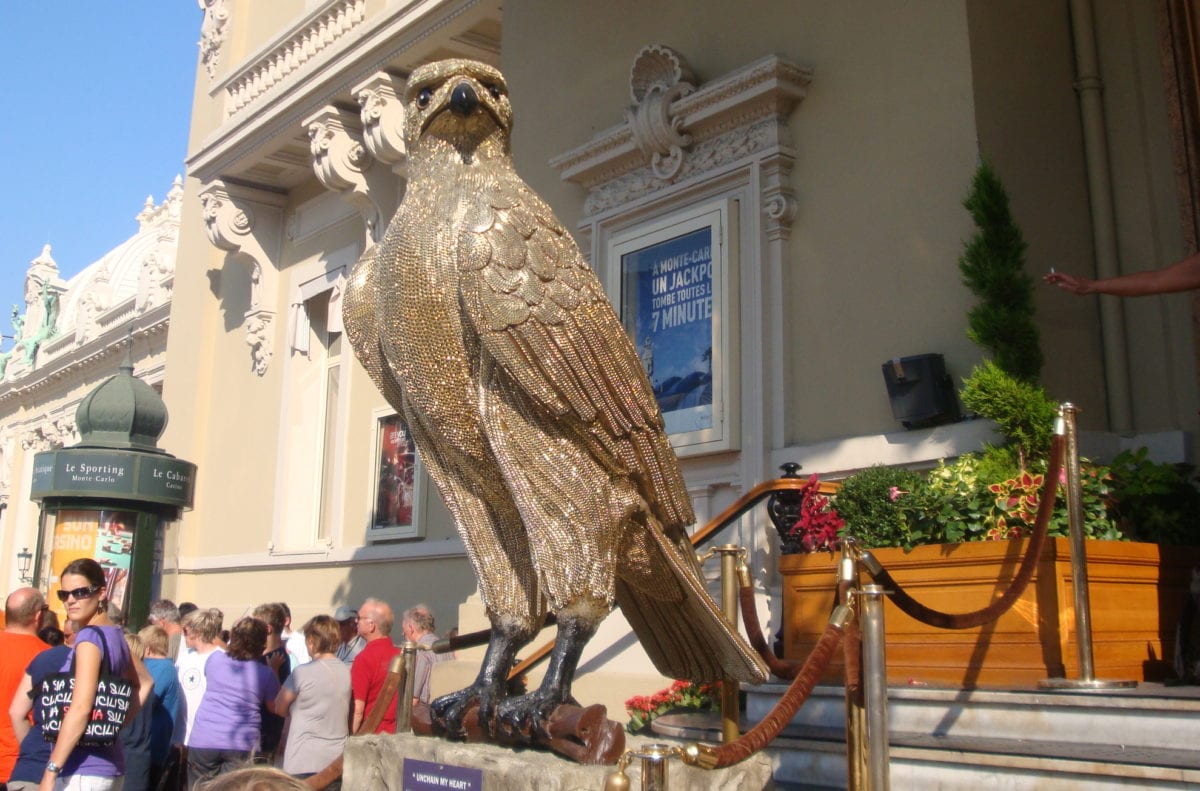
top-left (881, 353), bottom-right (961, 429)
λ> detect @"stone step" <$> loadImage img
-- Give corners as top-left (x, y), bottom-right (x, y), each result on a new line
top-left (650, 681), bottom-right (1200, 789)
top-left (746, 682), bottom-right (1200, 750)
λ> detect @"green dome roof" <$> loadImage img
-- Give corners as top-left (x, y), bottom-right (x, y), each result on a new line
top-left (74, 360), bottom-right (167, 452)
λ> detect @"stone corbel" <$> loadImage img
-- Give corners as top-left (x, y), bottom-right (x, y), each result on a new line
top-left (199, 180), bottom-right (285, 376)
top-left (353, 72), bottom-right (408, 178)
top-left (304, 106), bottom-right (397, 242)
top-left (624, 45), bottom-right (697, 180)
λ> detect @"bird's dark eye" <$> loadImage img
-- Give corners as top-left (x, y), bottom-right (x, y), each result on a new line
top-left (485, 83), bottom-right (504, 100)
top-left (417, 87), bottom-right (433, 108)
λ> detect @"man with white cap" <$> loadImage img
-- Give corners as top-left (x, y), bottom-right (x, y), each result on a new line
top-left (334, 605), bottom-right (364, 664)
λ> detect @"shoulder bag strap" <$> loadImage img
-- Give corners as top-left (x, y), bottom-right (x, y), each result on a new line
top-left (77, 625), bottom-right (113, 677)
top-left (92, 626), bottom-right (113, 676)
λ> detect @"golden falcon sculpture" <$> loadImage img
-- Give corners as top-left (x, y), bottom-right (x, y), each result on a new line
top-left (343, 59), bottom-right (767, 736)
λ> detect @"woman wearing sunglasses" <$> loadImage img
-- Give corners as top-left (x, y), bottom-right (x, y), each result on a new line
top-left (38, 558), bottom-right (152, 791)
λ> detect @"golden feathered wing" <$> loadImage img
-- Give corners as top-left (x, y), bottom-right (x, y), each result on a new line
top-left (456, 176), bottom-right (767, 683)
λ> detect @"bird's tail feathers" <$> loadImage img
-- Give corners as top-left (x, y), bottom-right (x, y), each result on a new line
top-left (616, 525), bottom-right (767, 684)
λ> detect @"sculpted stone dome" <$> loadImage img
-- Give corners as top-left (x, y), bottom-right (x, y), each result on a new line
top-left (74, 356), bottom-right (168, 452)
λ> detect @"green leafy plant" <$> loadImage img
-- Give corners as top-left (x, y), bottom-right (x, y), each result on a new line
top-left (1107, 448), bottom-right (1200, 545)
top-left (846, 452), bottom-right (1121, 550)
top-left (898, 455), bottom-right (993, 545)
top-left (624, 679), bottom-right (719, 733)
top-left (836, 465), bottom-right (927, 550)
top-left (958, 161), bottom-right (1042, 383)
top-left (959, 360), bottom-right (1057, 468)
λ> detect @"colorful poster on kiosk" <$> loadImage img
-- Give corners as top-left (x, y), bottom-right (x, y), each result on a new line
top-left (47, 510), bottom-right (134, 621)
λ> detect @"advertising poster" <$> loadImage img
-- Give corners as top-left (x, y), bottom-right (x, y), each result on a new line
top-left (47, 510), bottom-right (134, 621)
top-left (373, 413), bottom-right (417, 530)
top-left (621, 225), bottom-right (715, 435)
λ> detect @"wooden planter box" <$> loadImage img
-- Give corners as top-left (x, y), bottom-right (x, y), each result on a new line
top-left (779, 538), bottom-right (1200, 687)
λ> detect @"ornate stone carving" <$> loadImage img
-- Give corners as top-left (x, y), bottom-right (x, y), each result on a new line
top-left (76, 267), bottom-right (112, 345)
top-left (20, 417), bottom-right (73, 452)
top-left (244, 309), bottom-right (274, 377)
top-left (137, 175), bottom-right (185, 231)
top-left (625, 45), bottom-right (697, 180)
top-left (224, 0), bottom-right (366, 116)
top-left (52, 416), bottom-right (78, 447)
top-left (354, 71), bottom-right (409, 176)
top-left (199, 181), bottom-right (285, 375)
top-left (198, 0), bottom-right (230, 82)
top-left (304, 105), bottom-right (397, 242)
top-left (553, 53), bottom-right (811, 236)
top-left (138, 239), bottom-right (175, 314)
top-left (200, 181), bottom-right (284, 314)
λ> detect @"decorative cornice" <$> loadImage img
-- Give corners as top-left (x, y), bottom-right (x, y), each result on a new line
top-left (198, 0), bottom-right (230, 82)
top-left (187, 0), bottom-right (499, 185)
top-left (0, 309), bottom-right (170, 407)
top-left (221, 0), bottom-right (367, 116)
top-left (550, 52), bottom-right (812, 197)
top-left (580, 118), bottom-right (786, 216)
top-left (353, 71), bottom-right (408, 176)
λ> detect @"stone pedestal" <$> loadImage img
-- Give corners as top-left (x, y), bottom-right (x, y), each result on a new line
top-left (344, 731), bottom-right (774, 790)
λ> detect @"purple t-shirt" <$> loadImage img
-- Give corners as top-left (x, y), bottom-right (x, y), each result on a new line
top-left (58, 624), bottom-right (132, 778)
top-left (188, 652), bottom-right (281, 752)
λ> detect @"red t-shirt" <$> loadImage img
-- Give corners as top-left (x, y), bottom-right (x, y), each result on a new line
top-left (350, 637), bottom-right (400, 734)
top-left (0, 631), bottom-right (49, 781)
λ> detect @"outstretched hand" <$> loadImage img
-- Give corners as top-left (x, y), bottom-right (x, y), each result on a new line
top-left (1043, 270), bottom-right (1092, 295)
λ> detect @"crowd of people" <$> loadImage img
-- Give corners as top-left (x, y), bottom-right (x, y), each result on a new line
top-left (0, 558), bottom-right (452, 791)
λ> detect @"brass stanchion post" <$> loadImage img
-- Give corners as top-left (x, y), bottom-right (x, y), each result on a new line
top-left (859, 584), bottom-right (891, 791)
top-left (1040, 403), bottom-right (1136, 690)
top-left (397, 641), bottom-right (418, 732)
top-left (715, 544), bottom-right (742, 744)
top-left (841, 542), bottom-right (868, 791)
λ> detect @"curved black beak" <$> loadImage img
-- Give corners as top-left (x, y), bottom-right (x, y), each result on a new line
top-left (449, 82), bottom-right (479, 117)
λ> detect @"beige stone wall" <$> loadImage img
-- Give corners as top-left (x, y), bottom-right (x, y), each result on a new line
top-left (504, 1), bottom-right (983, 448)
top-left (161, 554), bottom-right (475, 634)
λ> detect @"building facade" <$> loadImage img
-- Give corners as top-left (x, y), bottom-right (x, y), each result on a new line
top-left (0, 179), bottom-right (180, 597)
top-left (9, 0), bottom-right (1191, 706)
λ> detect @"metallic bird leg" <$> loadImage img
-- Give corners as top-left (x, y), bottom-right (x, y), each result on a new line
top-left (431, 617), bottom-right (533, 737)
top-left (496, 612), bottom-right (599, 739)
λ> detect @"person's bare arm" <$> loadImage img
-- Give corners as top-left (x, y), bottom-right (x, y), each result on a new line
top-left (274, 685), bottom-right (298, 718)
top-left (1044, 252), bottom-right (1200, 297)
top-left (351, 699), bottom-right (365, 733)
top-left (8, 672), bottom-right (34, 743)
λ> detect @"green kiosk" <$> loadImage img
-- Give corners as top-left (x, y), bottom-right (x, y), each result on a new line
top-left (30, 357), bottom-right (195, 628)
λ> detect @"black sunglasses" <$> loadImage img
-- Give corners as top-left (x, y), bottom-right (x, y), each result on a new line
top-left (56, 584), bottom-right (101, 603)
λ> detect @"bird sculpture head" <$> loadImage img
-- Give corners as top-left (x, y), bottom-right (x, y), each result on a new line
top-left (403, 59), bottom-right (512, 166)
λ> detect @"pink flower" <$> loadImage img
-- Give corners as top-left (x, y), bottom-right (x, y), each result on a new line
top-left (888, 486), bottom-right (908, 502)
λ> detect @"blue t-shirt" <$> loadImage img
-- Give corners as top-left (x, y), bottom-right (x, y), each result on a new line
top-left (144, 657), bottom-right (181, 765)
top-left (188, 652), bottom-right (281, 752)
top-left (9, 645), bottom-right (70, 783)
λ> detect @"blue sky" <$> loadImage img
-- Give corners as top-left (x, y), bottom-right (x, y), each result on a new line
top-left (0, 4), bottom-right (200, 342)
